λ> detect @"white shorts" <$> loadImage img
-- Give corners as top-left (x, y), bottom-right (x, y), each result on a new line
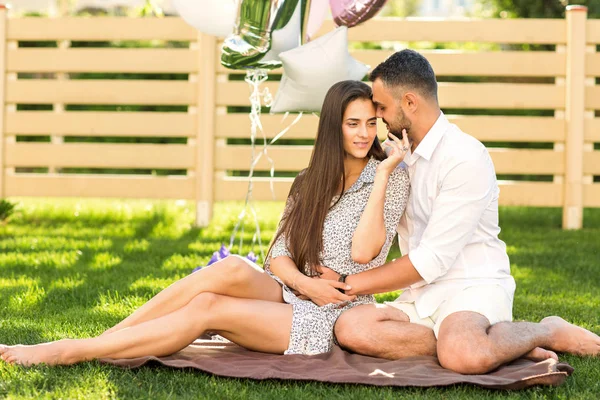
top-left (385, 284), bottom-right (513, 338)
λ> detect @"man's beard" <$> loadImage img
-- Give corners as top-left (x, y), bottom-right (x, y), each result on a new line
top-left (384, 116), bottom-right (410, 140)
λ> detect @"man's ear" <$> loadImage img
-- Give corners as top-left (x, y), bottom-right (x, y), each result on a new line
top-left (405, 92), bottom-right (418, 112)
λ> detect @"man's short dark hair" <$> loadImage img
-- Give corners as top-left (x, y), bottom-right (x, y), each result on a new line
top-left (369, 49), bottom-right (438, 101)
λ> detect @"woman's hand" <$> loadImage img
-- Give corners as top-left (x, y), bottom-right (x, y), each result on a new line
top-left (378, 129), bottom-right (410, 175)
top-left (296, 275), bottom-right (355, 306)
top-left (315, 265), bottom-right (341, 281)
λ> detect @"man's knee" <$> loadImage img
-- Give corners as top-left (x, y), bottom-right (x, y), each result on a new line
top-left (436, 312), bottom-right (496, 374)
top-left (438, 343), bottom-right (497, 374)
top-left (335, 306), bottom-right (378, 352)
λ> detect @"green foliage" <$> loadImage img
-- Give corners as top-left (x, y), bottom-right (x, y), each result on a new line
top-left (478, 0), bottom-right (600, 18)
top-left (0, 200), bottom-right (599, 398)
top-left (383, 0), bottom-right (423, 17)
top-left (0, 199), bottom-right (17, 222)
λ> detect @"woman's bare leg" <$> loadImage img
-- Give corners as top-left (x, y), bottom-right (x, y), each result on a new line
top-left (0, 293), bottom-right (293, 366)
top-left (103, 255), bottom-right (283, 335)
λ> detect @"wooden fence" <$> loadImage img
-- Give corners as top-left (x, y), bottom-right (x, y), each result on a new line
top-left (0, 5), bottom-right (598, 228)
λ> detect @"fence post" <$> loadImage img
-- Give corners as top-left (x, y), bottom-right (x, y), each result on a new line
top-left (563, 5), bottom-right (587, 229)
top-left (195, 32), bottom-right (216, 227)
top-left (0, 5), bottom-right (7, 199)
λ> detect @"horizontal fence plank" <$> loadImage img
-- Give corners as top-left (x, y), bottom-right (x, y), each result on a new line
top-left (217, 81), bottom-right (564, 109)
top-left (216, 145), bottom-right (563, 175)
top-left (586, 86), bottom-right (600, 109)
top-left (448, 116), bottom-right (565, 142)
top-left (215, 177), bottom-right (292, 201)
top-left (497, 182), bottom-right (563, 207)
top-left (216, 114), bottom-right (565, 142)
top-left (8, 48), bottom-right (198, 73)
top-left (6, 111), bottom-right (195, 137)
top-left (5, 143), bottom-right (194, 169)
top-left (585, 119), bottom-right (600, 142)
top-left (6, 80), bottom-right (196, 105)
top-left (588, 20), bottom-right (600, 45)
top-left (488, 149), bottom-right (563, 174)
top-left (5, 174), bottom-right (195, 199)
top-left (219, 51), bottom-right (566, 77)
top-left (584, 152), bottom-right (600, 175)
top-left (587, 53), bottom-right (600, 77)
top-left (317, 19), bottom-right (566, 44)
top-left (7, 17), bottom-right (197, 41)
top-left (216, 113), bottom-right (319, 140)
top-left (215, 145), bottom-right (312, 171)
top-left (584, 184), bottom-right (600, 207)
top-left (215, 176), bottom-right (563, 206)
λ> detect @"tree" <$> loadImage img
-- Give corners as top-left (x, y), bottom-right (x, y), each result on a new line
top-left (479, 0), bottom-right (600, 18)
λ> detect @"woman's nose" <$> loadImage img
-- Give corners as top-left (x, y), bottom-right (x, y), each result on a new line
top-left (357, 125), bottom-right (369, 138)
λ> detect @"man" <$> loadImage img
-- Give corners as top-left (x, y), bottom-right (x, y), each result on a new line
top-left (327, 49), bottom-right (600, 374)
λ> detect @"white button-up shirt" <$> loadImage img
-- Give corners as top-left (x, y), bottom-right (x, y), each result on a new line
top-left (397, 112), bottom-right (516, 319)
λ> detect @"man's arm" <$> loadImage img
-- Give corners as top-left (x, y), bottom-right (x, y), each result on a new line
top-left (345, 148), bottom-right (497, 293)
top-left (345, 254), bottom-right (423, 295)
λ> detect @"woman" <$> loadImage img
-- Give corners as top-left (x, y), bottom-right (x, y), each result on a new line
top-left (0, 80), bottom-right (413, 366)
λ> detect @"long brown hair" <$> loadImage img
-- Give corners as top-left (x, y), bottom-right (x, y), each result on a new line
top-left (269, 80), bottom-right (386, 276)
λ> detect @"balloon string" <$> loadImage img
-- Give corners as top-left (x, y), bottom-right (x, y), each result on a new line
top-left (227, 69), bottom-right (304, 262)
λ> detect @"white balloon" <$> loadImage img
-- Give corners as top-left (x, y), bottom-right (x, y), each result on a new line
top-left (261, 0), bottom-right (302, 63)
top-left (270, 26), bottom-right (369, 113)
top-left (172, 0), bottom-right (237, 38)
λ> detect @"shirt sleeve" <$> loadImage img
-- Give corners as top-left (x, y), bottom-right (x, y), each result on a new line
top-left (408, 149), bottom-right (496, 283)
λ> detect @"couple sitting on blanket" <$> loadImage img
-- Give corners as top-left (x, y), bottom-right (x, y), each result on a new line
top-left (2, 50), bottom-right (599, 373)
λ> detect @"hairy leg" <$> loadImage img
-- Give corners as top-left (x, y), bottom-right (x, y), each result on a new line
top-left (335, 304), bottom-right (437, 359)
top-left (0, 293), bottom-right (293, 366)
top-left (437, 312), bottom-right (600, 375)
top-left (102, 255), bottom-right (283, 335)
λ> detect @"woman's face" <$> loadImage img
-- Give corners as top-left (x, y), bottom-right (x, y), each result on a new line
top-left (341, 98), bottom-right (378, 160)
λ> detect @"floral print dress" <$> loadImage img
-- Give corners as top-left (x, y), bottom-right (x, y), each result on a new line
top-left (263, 158), bottom-right (410, 355)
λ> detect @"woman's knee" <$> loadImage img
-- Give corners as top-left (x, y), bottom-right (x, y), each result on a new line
top-left (186, 292), bottom-right (219, 313)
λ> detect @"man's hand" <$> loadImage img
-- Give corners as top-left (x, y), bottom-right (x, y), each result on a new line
top-left (296, 275), bottom-right (355, 307)
top-left (316, 265), bottom-right (341, 281)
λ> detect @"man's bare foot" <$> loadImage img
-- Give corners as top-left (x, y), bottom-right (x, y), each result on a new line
top-left (0, 340), bottom-right (78, 367)
top-left (541, 316), bottom-right (600, 356)
top-left (524, 347), bottom-right (558, 362)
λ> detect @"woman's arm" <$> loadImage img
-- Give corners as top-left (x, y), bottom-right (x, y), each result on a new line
top-left (269, 255), bottom-right (354, 306)
top-left (352, 131), bottom-right (410, 264)
top-left (351, 170), bottom-right (389, 264)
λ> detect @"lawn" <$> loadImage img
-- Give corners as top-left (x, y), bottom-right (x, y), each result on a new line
top-left (0, 199), bottom-right (599, 399)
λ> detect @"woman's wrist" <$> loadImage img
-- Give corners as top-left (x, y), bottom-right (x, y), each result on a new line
top-left (293, 274), bottom-right (313, 295)
top-left (375, 167), bottom-right (392, 180)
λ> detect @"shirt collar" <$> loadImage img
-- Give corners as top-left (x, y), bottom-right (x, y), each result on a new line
top-left (344, 157), bottom-right (378, 194)
top-left (405, 112), bottom-right (449, 165)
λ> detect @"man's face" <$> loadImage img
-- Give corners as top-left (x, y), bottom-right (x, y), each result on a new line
top-left (372, 78), bottom-right (412, 140)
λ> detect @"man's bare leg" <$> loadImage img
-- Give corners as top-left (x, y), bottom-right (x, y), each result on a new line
top-left (437, 312), bottom-right (600, 375)
top-left (335, 304), bottom-right (437, 358)
top-left (0, 293), bottom-right (293, 366)
top-left (102, 255), bottom-right (283, 335)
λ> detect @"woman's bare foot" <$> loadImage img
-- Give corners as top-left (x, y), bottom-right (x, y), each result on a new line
top-left (524, 347), bottom-right (558, 362)
top-left (0, 340), bottom-right (78, 367)
top-left (541, 316), bottom-right (600, 356)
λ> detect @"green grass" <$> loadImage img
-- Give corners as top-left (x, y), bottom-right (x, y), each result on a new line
top-left (1, 199), bottom-right (599, 399)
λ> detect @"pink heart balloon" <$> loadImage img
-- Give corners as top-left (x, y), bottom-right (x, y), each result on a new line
top-left (305, 0), bottom-right (330, 42)
top-left (329, 0), bottom-right (388, 28)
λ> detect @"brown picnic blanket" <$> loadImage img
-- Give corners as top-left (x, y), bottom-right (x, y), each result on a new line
top-left (101, 339), bottom-right (573, 390)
